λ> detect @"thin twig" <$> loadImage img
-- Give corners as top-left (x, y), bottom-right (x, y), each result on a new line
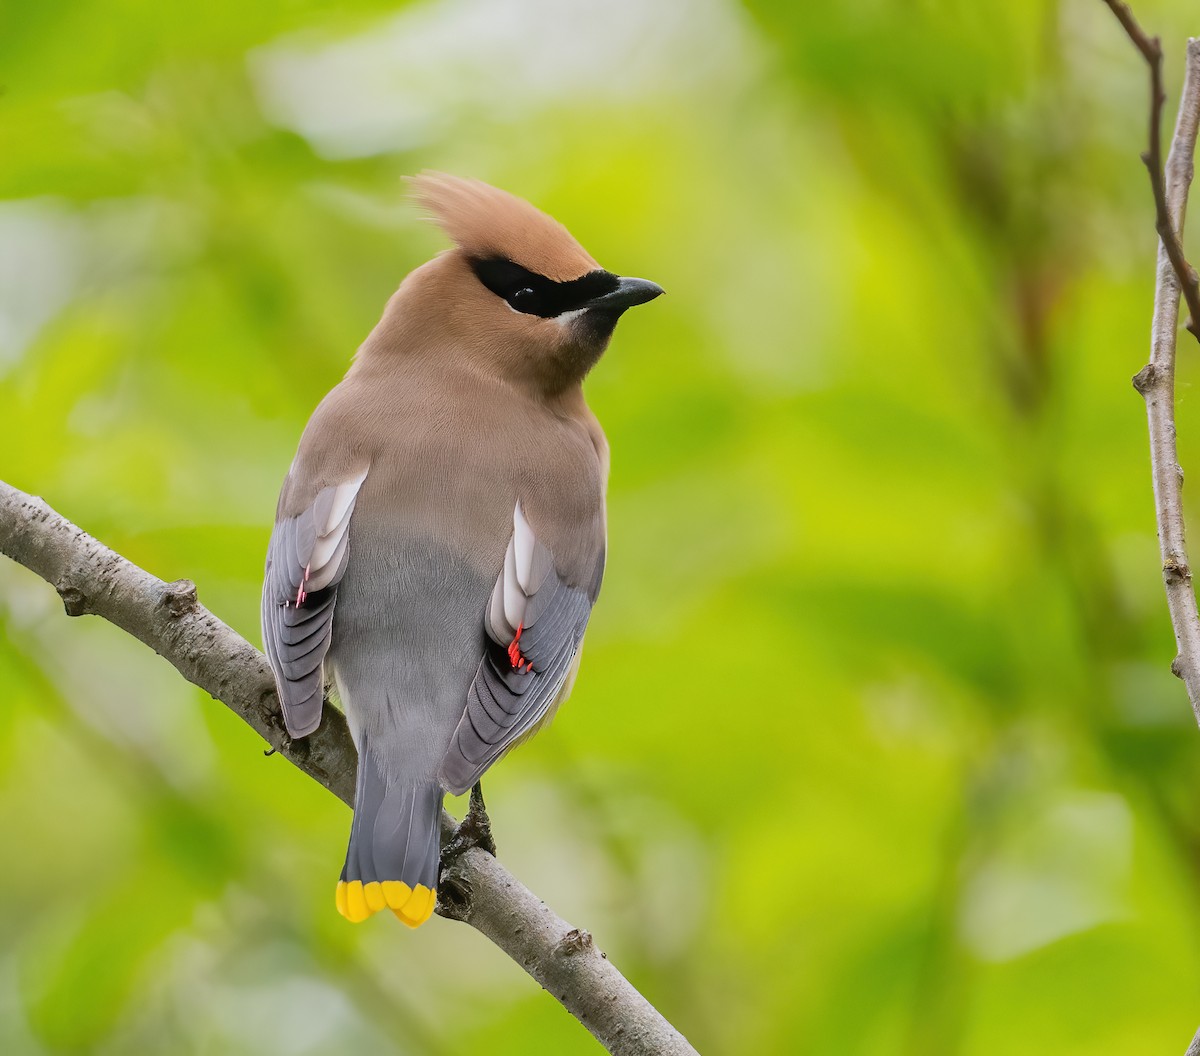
top-left (1104, 5), bottom-right (1200, 721)
top-left (1103, 1), bottom-right (1200, 340)
top-left (0, 480), bottom-right (698, 1056)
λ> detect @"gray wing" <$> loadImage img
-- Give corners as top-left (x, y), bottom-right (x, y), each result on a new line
top-left (262, 471), bottom-right (366, 738)
top-left (438, 502), bottom-right (602, 795)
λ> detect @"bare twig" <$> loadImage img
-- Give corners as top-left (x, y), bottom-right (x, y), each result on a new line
top-left (1104, 3), bottom-right (1200, 721)
top-left (1104, 0), bottom-right (1200, 340)
top-left (1145, 27), bottom-right (1200, 715)
top-left (0, 480), bottom-right (698, 1056)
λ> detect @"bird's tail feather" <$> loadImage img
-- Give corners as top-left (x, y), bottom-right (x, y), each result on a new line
top-left (336, 741), bottom-right (442, 927)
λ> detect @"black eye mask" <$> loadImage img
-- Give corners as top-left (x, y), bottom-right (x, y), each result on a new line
top-left (470, 257), bottom-right (620, 318)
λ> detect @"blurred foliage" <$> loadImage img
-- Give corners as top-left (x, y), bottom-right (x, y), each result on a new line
top-left (3, 0), bottom-right (1200, 1053)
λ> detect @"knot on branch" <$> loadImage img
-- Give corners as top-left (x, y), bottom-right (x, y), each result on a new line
top-left (556, 928), bottom-right (594, 957)
top-left (435, 862), bottom-right (474, 922)
top-left (57, 583), bottom-right (88, 616)
top-left (1133, 363), bottom-right (1157, 394)
top-left (1164, 553), bottom-right (1192, 584)
top-left (1171, 654), bottom-right (1187, 680)
top-left (159, 579), bottom-right (198, 618)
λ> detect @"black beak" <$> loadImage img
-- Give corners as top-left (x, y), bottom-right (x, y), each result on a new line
top-left (586, 276), bottom-right (665, 313)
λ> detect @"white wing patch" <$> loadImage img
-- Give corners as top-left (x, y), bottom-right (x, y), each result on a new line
top-left (289, 470), bottom-right (367, 604)
top-left (486, 502), bottom-right (556, 640)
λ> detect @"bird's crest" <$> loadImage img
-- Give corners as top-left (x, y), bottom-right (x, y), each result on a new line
top-left (410, 172), bottom-right (599, 283)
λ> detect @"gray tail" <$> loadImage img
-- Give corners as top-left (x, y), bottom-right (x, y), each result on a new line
top-left (336, 742), bottom-right (442, 927)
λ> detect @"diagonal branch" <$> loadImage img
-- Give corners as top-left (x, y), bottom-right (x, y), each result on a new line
top-left (0, 479), bottom-right (697, 1056)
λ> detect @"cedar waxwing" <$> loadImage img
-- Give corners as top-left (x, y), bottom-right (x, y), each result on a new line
top-left (261, 174), bottom-right (662, 926)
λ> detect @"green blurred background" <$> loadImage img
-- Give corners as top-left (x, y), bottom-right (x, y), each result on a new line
top-left (3, 1), bottom-right (1200, 1053)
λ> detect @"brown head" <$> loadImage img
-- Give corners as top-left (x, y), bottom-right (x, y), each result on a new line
top-left (358, 173), bottom-right (662, 395)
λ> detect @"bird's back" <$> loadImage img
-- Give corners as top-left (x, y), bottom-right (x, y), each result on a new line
top-left (295, 360), bottom-right (606, 779)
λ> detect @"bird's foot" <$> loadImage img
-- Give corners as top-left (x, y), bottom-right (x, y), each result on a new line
top-left (436, 783), bottom-right (496, 922)
top-left (443, 782), bottom-right (497, 860)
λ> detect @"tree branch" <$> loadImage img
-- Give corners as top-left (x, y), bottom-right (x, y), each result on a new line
top-left (1104, 3), bottom-right (1200, 723)
top-left (0, 479), bottom-right (698, 1056)
top-left (1105, 22), bottom-right (1200, 1045)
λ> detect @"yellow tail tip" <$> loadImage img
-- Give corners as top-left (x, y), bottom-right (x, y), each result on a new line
top-left (363, 881), bottom-right (386, 913)
top-left (381, 880), bottom-right (412, 909)
top-left (393, 884), bottom-right (436, 928)
top-left (336, 880), bottom-right (436, 926)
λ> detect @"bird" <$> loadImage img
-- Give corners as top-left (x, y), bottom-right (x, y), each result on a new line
top-left (261, 173), bottom-right (663, 927)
